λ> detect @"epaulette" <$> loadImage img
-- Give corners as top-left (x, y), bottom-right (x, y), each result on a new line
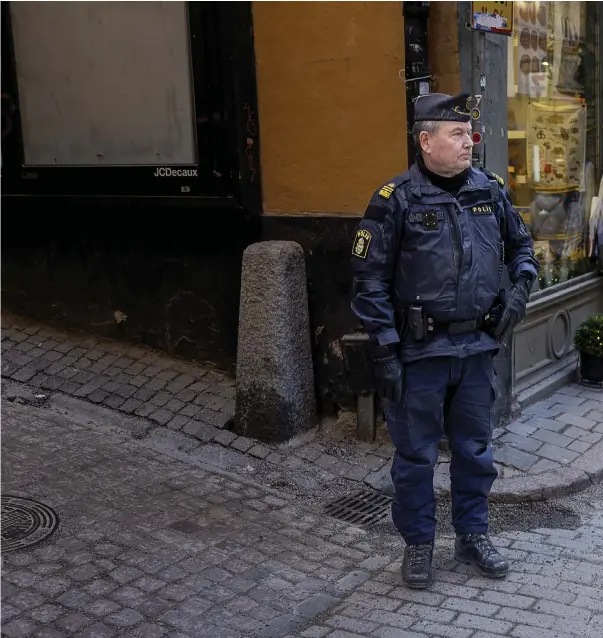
top-left (481, 168), bottom-right (505, 187)
top-left (376, 173), bottom-right (410, 201)
top-left (479, 168), bottom-right (505, 205)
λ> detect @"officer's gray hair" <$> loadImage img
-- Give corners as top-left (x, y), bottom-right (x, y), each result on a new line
top-left (412, 121), bottom-right (440, 152)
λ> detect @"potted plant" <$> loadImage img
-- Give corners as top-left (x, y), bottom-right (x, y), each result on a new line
top-left (573, 314), bottom-right (603, 384)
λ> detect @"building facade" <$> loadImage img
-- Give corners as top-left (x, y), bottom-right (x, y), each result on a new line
top-left (501, 0), bottom-right (603, 405)
top-left (2, 1), bottom-right (602, 424)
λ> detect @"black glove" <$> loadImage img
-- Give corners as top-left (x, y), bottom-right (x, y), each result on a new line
top-left (493, 275), bottom-right (533, 342)
top-left (372, 344), bottom-right (402, 402)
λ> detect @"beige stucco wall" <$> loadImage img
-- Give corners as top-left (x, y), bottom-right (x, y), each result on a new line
top-left (252, 1), bottom-right (408, 216)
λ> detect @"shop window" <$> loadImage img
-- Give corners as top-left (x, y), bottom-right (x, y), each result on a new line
top-left (507, 1), bottom-right (600, 291)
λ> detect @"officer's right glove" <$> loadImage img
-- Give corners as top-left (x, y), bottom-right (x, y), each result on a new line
top-left (372, 344), bottom-right (402, 402)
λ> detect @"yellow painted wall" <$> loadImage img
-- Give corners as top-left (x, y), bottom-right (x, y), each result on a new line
top-left (252, 1), bottom-right (407, 216)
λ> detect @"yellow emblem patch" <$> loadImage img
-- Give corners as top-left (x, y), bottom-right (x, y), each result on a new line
top-left (491, 173), bottom-right (505, 186)
top-left (352, 229), bottom-right (372, 259)
top-left (378, 183), bottom-right (395, 199)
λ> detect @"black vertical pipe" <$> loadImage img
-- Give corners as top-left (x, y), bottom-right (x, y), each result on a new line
top-left (403, 1), bottom-right (431, 164)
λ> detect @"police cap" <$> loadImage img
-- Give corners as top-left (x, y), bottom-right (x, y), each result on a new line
top-left (413, 92), bottom-right (472, 123)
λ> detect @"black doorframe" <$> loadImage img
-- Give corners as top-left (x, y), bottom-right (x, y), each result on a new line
top-left (402, 2), bottom-right (431, 164)
top-left (1, 1), bottom-right (262, 214)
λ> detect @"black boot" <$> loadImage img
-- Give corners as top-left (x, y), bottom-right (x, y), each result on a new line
top-left (454, 533), bottom-right (509, 578)
top-left (401, 542), bottom-right (434, 589)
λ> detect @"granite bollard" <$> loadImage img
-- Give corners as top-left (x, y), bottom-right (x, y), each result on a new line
top-left (235, 241), bottom-right (317, 442)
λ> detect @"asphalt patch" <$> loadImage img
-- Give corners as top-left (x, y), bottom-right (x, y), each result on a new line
top-left (488, 500), bottom-right (582, 533)
top-left (369, 497), bottom-right (582, 538)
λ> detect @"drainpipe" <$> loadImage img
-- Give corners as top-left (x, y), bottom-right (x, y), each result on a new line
top-left (403, 1), bottom-right (432, 164)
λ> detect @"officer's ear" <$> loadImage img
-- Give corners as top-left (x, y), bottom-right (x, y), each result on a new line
top-left (419, 130), bottom-right (432, 156)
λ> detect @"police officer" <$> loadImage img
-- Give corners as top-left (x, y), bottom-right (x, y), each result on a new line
top-left (351, 92), bottom-right (539, 589)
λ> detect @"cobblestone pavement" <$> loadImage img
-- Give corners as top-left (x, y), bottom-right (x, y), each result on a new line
top-left (305, 507), bottom-right (603, 638)
top-left (492, 387), bottom-right (603, 473)
top-left (1, 399), bottom-right (399, 638)
top-left (3, 396), bottom-right (603, 638)
top-left (2, 313), bottom-right (603, 502)
top-left (1, 314), bottom-right (235, 435)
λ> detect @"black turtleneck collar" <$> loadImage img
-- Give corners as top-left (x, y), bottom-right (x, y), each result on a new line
top-left (417, 155), bottom-right (469, 197)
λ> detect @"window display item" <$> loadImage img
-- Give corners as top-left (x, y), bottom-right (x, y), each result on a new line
top-left (526, 100), bottom-right (586, 190)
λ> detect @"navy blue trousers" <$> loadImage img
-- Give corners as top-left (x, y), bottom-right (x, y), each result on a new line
top-left (385, 353), bottom-right (498, 545)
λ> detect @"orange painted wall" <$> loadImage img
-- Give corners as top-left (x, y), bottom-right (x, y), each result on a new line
top-left (252, 1), bottom-right (407, 216)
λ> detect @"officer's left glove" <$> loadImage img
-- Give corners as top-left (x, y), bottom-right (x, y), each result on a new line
top-left (493, 275), bottom-right (534, 342)
top-left (372, 344), bottom-right (402, 403)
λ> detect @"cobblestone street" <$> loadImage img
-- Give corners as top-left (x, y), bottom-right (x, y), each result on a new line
top-left (3, 314), bottom-right (603, 637)
top-left (3, 393), bottom-right (603, 638)
top-left (2, 313), bottom-right (603, 503)
top-left (1, 400), bottom-right (399, 638)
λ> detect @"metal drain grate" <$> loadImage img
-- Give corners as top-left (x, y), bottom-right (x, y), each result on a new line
top-left (324, 489), bottom-right (392, 527)
top-left (1, 495), bottom-right (59, 553)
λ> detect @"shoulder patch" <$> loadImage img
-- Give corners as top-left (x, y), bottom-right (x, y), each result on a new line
top-left (352, 229), bottom-right (372, 259)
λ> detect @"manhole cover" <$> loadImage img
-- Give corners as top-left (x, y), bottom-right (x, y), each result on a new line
top-left (1, 495), bottom-right (59, 553)
top-left (324, 489), bottom-right (392, 527)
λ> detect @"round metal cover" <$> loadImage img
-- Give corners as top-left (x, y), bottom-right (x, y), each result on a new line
top-left (1, 495), bottom-right (59, 553)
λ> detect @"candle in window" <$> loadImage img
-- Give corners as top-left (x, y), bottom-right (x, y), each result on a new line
top-left (533, 145), bottom-right (541, 183)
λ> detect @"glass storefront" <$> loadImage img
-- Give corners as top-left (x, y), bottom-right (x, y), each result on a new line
top-left (507, 1), bottom-right (601, 291)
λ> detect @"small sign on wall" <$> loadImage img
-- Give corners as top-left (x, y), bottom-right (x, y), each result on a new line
top-left (472, 1), bottom-right (514, 35)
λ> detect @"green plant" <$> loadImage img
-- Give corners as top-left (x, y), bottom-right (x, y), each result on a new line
top-left (573, 314), bottom-right (603, 358)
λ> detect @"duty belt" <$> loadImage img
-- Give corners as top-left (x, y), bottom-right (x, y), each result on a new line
top-left (427, 317), bottom-right (482, 335)
top-left (405, 305), bottom-right (486, 342)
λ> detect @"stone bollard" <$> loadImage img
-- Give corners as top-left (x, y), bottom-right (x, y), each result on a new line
top-left (234, 241), bottom-right (317, 443)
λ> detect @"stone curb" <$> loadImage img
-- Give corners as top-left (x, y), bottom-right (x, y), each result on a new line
top-left (434, 439), bottom-right (603, 504)
top-left (2, 394), bottom-right (298, 505)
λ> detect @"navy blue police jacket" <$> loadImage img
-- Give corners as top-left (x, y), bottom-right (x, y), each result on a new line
top-left (351, 163), bottom-right (540, 362)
